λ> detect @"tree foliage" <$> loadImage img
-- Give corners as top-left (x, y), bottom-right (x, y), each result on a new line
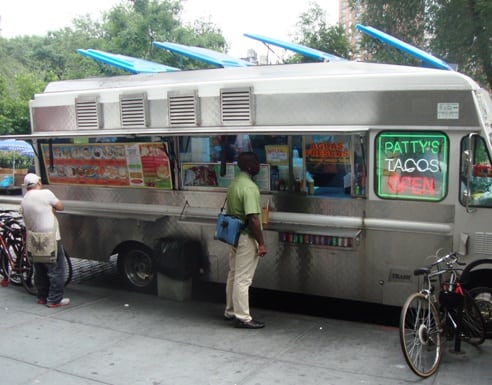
top-left (353, 0), bottom-right (427, 66)
top-left (428, 0), bottom-right (492, 89)
top-left (0, 73), bottom-right (45, 135)
top-left (289, 2), bottom-right (351, 63)
top-left (353, 0), bottom-right (492, 89)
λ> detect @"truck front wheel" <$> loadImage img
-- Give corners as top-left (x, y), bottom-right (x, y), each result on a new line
top-left (117, 244), bottom-right (156, 293)
top-left (469, 286), bottom-right (492, 336)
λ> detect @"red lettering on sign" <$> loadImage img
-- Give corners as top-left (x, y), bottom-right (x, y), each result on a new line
top-left (387, 175), bottom-right (436, 195)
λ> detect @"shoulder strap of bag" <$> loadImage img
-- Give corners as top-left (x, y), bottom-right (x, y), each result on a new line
top-left (220, 197), bottom-right (227, 214)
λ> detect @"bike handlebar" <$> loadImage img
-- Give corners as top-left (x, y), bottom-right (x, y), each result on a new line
top-left (415, 252), bottom-right (466, 279)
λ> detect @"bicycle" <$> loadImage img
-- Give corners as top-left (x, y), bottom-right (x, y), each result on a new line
top-left (0, 211), bottom-right (31, 289)
top-left (399, 251), bottom-right (486, 378)
top-left (0, 210), bottom-right (73, 295)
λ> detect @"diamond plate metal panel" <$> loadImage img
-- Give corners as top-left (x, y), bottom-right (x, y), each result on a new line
top-left (200, 97), bottom-right (221, 126)
top-left (32, 106), bottom-right (76, 132)
top-left (470, 232), bottom-right (492, 256)
top-left (102, 102), bottom-right (121, 129)
top-left (256, 91), bottom-right (477, 127)
top-left (149, 99), bottom-right (167, 127)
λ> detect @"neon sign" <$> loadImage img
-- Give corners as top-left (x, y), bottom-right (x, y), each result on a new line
top-left (376, 132), bottom-right (448, 201)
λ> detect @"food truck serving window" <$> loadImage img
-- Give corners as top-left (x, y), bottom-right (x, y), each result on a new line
top-left (375, 131), bottom-right (449, 201)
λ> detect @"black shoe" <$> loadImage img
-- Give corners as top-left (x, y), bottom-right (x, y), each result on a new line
top-left (223, 315), bottom-right (235, 321)
top-left (234, 319), bottom-right (265, 329)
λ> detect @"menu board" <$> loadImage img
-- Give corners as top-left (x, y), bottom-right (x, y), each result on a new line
top-left (304, 138), bottom-right (351, 176)
top-left (41, 142), bottom-right (172, 189)
top-left (265, 145), bottom-right (289, 165)
top-left (306, 140), bottom-right (351, 164)
top-left (182, 162), bottom-right (270, 191)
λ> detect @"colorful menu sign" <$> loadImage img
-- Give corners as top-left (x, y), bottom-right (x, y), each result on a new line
top-left (42, 142), bottom-right (172, 189)
top-left (265, 145), bottom-right (289, 165)
top-left (375, 132), bottom-right (448, 201)
top-left (306, 141), bottom-right (350, 163)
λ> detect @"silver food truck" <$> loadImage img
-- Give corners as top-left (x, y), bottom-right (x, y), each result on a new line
top-left (1, 59), bottom-right (492, 315)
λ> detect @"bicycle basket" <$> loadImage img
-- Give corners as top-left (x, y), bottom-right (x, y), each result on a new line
top-left (439, 282), bottom-right (464, 308)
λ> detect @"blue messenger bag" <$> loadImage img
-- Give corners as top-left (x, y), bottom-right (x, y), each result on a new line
top-left (214, 199), bottom-right (244, 247)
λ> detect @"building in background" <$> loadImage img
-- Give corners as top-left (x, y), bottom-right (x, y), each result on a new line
top-left (339, 0), bottom-right (366, 60)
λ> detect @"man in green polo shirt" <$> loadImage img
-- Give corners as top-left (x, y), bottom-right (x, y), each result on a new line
top-left (224, 152), bottom-right (267, 329)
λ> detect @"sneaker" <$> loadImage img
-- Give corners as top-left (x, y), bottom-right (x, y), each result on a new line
top-left (37, 298), bottom-right (47, 305)
top-left (223, 315), bottom-right (235, 321)
top-left (46, 298), bottom-right (70, 308)
top-left (234, 318), bottom-right (265, 329)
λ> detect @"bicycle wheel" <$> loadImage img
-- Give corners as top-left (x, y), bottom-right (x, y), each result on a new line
top-left (0, 245), bottom-right (22, 285)
top-left (63, 249), bottom-right (73, 286)
top-left (0, 251), bottom-right (8, 283)
top-left (0, 251), bottom-right (6, 279)
top-left (457, 290), bottom-right (486, 345)
top-left (19, 253), bottom-right (37, 295)
top-left (399, 292), bottom-right (442, 378)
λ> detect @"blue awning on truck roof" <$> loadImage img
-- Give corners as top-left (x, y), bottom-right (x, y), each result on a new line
top-left (356, 24), bottom-right (454, 71)
top-left (152, 41), bottom-right (254, 68)
top-left (77, 49), bottom-right (181, 74)
top-left (243, 33), bottom-right (346, 62)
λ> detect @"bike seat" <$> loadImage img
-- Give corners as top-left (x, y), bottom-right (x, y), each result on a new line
top-left (414, 267), bottom-right (430, 276)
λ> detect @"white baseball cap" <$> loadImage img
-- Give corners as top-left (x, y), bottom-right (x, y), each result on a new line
top-left (23, 173), bottom-right (41, 187)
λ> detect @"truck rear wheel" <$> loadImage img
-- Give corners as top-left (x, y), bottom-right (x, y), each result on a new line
top-left (117, 244), bottom-right (156, 293)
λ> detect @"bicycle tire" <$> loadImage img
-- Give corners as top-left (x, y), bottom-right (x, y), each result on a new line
top-left (456, 290), bottom-right (486, 345)
top-left (0, 252), bottom-right (6, 280)
top-left (19, 253), bottom-right (36, 295)
top-left (63, 249), bottom-right (73, 286)
top-left (399, 292), bottom-right (442, 378)
top-left (0, 245), bottom-right (22, 285)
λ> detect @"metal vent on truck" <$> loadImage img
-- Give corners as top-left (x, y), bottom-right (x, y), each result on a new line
top-left (220, 88), bottom-right (254, 125)
top-left (75, 96), bottom-right (102, 129)
top-left (168, 92), bottom-right (199, 126)
top-left (473, 232), bottom-right (492, 255)
top-left (120, 93), bottom-right (148, 128)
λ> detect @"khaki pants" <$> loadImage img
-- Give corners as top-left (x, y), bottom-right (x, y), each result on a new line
top-left (225, 233), bottom-right (259, 322)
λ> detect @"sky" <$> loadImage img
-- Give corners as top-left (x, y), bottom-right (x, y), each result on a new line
top-left (0, 0), bottom-right (339, 58)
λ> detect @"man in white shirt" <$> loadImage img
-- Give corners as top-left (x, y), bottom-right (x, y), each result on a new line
top-left (21, 173), bottom-right (70, 308)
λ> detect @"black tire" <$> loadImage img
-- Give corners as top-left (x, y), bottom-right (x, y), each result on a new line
top-left (468, 286), bottom-right (492, 336)
top-left (62, 249), bottom-right (73, 286)
top-left (117, 244), bottom-right (156, 293)
top-left (456, 289), bottom-right (486, 345)
top-left (0, 251), bottom-right (7, 280)
top-left (399, 293), bottom-right (442, 378)
top-left (19, 253), bottom-right (36, 295)
top-left (0, 252), bottom-right (5, 279)
top-left (0, 245), bottom-right (22, 286)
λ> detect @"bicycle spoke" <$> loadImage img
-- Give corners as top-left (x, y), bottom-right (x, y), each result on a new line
top-left (400, 293), bottom-right (442, 378)
top-left (459, 292), bottom-right (486, 345)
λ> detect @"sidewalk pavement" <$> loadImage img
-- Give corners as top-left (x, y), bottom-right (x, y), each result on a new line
top-left (0, 278), bottom-right (490, 385)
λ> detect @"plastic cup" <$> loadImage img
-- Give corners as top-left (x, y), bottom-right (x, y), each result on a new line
top-left (261, 206), bottom-right (269, 224)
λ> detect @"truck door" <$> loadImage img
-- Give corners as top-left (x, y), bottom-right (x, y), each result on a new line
top-left (455, 134), bottom-right (492, 260)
